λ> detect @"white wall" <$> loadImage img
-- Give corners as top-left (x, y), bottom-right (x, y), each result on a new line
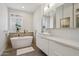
top-left (8, 9), bottom-right (33, 32)
top-left (0, 4), bottom-right (8, 55)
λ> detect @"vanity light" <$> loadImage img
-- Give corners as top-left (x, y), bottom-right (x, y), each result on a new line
top-left (49, 3), bottom-right (55, 8)
top-left (44, 6), bottom-right (48, 12)
top-left (44, 3), bottom-right (55, 12)
top-left (22, 6), bottom-right (24, 8)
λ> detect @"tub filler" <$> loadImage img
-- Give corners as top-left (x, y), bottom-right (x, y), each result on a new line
top-left (10, 36), bottom-right (33, 49)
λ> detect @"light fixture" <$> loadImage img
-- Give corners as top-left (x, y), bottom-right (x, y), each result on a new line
top-left (49, 3), bottom-right (55, 8)
top-left (44, 6), bottom-right (49, 12)
top-left (22, 6), bottom-right (24, 8)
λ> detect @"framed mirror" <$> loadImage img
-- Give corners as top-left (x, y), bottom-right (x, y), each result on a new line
top-left (60, 17), bottom-right (70, 28)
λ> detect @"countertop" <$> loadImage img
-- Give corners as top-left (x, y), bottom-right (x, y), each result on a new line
top-left (37, 33), bottom-right (79, 50)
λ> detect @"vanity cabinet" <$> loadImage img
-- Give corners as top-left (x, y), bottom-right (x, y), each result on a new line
top-left (49, 40), bottom-right (79, 56)
top-left (36, 36), bottom-right (43, 50)
top-left (41, 38), bottom-right (49, 55)
top-left (49, 41), bottom-right (57, 56)
top-left (36, 35), bottom-right (49, 55)
top-left (36, 33), bottom-right (79, 56)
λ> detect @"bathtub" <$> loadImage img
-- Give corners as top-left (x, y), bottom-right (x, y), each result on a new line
top-left (10, 36), bottom-right (33, 49)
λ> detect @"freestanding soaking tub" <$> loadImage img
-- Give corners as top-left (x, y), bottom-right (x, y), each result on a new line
top-left (10, 36), bottom-right (33, 49)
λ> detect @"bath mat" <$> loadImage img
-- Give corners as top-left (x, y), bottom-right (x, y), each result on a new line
top-left (16, 47), bottom-right (35, 55)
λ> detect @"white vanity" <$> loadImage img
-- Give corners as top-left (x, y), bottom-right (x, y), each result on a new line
top-left (37, 3), bottom-right (79, 56)
top-left (36, 29), bottom-right (79, 56)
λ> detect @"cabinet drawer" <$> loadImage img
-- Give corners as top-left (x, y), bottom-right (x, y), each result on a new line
top-left (54, 42), bottom-right (79, 56)
top-left (42, 38), bottom-right (49, 55)
top-left (49, 41), bottom-right (56, 56)
top-left (36, 36), bottom-right (49, 55)
top-left (49, 40), bottom-right (79, 56)
top-left (36, 36), bottom-right (43, 49)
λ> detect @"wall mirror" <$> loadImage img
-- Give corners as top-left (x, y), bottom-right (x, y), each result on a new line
top-left (41, 15), bottom-right (50, 32)
top-left (41, 3), bottom-right (76, 31)
top-left (41, 3), bottom-right (56, 32)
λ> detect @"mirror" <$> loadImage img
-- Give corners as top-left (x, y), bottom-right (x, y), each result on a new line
top-left (41, 3), bottom-right (75, 32)
top-left (41, 4), bottom-right (56, 32)
top-left (41, 15), bottom-right (50, 32)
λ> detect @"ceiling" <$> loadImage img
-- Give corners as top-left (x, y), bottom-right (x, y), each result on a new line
top-left (5, 3), bottom-right (42, 13)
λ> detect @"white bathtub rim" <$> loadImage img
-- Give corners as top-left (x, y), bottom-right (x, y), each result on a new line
top-left (11, 36), bottom-right (33, 40)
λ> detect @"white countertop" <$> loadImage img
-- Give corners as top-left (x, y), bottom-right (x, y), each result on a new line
top-left (38, 33), bottom-right (79, 50)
